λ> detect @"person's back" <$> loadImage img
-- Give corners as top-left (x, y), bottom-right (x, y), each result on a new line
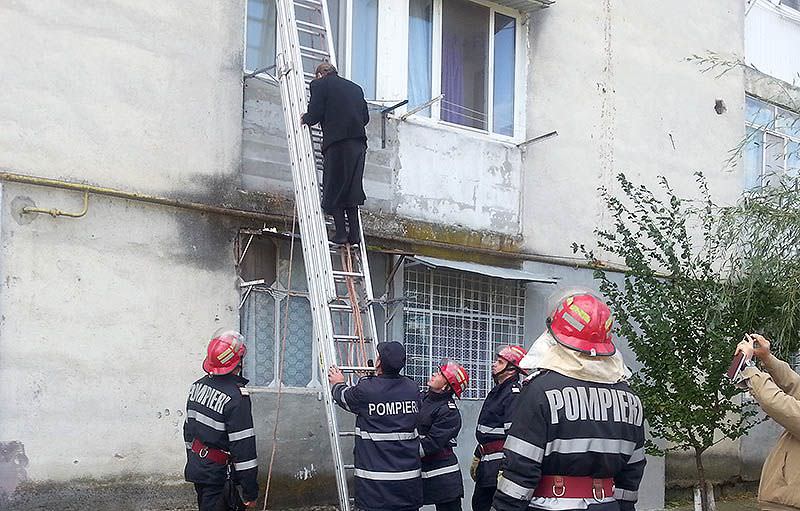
top-left (329, 341), bottom-right (423, 511)
top-left (312, 73), bottom-right (369, 151)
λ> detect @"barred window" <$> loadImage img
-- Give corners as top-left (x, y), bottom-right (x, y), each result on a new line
top-left (239, 238), bottom-right (319, 388)
top-left (403, 263), bottom-right (526, 399)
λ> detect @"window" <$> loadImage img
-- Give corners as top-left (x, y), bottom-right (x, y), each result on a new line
top-left (245, 0), bottom-right (378, 99)
top-left (782, 0), bottom-right (800, 12)
top-left (246, 0), bottom-right (277, 73)
top-left (403, 264), bottom-right (526, 399)
top-left (240, 238), bottom-right (318, 388)
top-left (744, 96), bottom-right (800, 188)
top-left (407, 0), bottom-right (522, 136)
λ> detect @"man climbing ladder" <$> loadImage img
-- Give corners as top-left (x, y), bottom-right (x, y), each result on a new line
top-left (302, 62), bottom-right (370, 245)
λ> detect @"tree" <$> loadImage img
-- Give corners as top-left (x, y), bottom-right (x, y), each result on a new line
top-left (573, 173), bottom-right (762, 511)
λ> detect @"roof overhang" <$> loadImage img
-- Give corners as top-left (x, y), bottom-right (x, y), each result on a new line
top-left (494, 0), bottom-right (555, 13)
top-left (408, 256), bottom-right (557, 284)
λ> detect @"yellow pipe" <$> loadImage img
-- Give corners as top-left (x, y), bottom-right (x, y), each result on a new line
top-left (0, 171), bottom-right (283, 223)
top-left (23, 191), bottom-right (89, 218)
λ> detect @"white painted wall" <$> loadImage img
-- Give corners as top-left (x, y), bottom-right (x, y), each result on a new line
top-left (0, 0), bottom-right (245, 485)
top-left (396, 120), bottom-right (522, 235)
top-left (746, 0), bottom-right (800, 86)
top-left (523, 0), bottom-right (745, 259)
top-left (0, 183), bottom-right (240, 480)
top-left (0, 1), bottom-right (244, 195)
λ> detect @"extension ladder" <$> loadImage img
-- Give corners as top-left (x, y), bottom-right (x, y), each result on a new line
top-left (274, 1), bottom-right (379, 510)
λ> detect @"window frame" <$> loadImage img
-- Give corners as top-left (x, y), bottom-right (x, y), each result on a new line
top-left (745, 95), bottom-right (800, 188)
top-left (239, 236), bottom-right (321, 391)
top-left (411, 0), bottom-right (526, 141)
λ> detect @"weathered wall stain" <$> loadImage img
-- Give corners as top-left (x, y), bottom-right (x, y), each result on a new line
top-left (0, 441), bottom-right (28, 496)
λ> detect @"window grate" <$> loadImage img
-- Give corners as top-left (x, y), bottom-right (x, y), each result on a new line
top-left (403, 265), bottom-right (526, 399)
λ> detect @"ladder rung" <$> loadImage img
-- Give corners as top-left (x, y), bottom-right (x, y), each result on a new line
top-left (339, 431), bottom-right (356, 437)
top-left (333, 334), bottom-right (366, 340)
top-left (297, 20), bottom-right (326, 32)
top-left (299, 45), bottom-right (330, 57)
top-left (344, 464), bottom-right (355, 469)
top-left (333, 270), bottom-right (364, 279)
top-left (295, 0), bottom-right (323, 10)
top-left (339, 366), bottom-right (375, 373)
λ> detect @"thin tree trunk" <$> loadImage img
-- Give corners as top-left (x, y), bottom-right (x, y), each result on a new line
top-left (695, 448), bottom-right (708, 511)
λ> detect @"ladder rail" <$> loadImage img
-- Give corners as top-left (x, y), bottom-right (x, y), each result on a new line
top-left (274, 1), bottom-right (381, 510)
top-left (274, 1), bottom-right (349, 509)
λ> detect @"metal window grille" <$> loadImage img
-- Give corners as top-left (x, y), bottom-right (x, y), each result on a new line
top-left (403, 263), bottom-right (526, 399)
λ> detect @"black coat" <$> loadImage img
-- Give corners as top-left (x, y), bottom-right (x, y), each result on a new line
top-left (419, 390), bottom-right (464, 504)
top-left (473, 376), bottom-right (521, 488)
top-left (332, 374), bottom-right (423, 511)
top-left (302, 73), bottom-right (369, 152)
top-left (183, 374), bottom-right (258, 502)
top-left (492, 370), bottom-right (647, 511)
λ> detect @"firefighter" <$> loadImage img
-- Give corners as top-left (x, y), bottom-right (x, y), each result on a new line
top-left (419, 360), bottom-right (470, 511)
top-left (328, 341), bottom-right (422, 511)
top-left (184, 330), bottom-right (258, 510)
top-left (492, 290), bottom-right (646, 511)
top-left (471, 345), bottom-right (527, 511)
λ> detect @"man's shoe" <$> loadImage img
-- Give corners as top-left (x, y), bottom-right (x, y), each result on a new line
top-left (331, 233), bottom-right (349, 245)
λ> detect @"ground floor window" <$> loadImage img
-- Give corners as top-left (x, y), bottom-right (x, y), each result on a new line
top-left (403, 263), bottom-right (526, 399)
top-left (239, 237), bottom-right (317, 388)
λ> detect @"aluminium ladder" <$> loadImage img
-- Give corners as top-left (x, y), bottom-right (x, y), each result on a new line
top-left (274, 1), bottom-right (379, 510)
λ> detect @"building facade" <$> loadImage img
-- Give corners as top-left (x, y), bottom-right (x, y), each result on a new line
top-left (1, 0), bottom-right (780, 509)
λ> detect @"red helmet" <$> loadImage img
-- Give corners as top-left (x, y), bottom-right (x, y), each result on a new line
top-left (203, 330), bottom-right (247, 375)
top-left (439, 360), bottom-right (470, 398)
top-left (497, 345), bottom-right (527, 373)
top-left (548, 292), bottom-right (615, 356)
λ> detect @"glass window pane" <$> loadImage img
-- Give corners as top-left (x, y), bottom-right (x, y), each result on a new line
top-left (352, 0), bottom-right (378, 100)
top-left (744, 127), bottom-right (764, 190)
top-left (493, 14), bottom-right (516, 136)
top-left (746, 96), bottom-right (774, 127)
top-left (764, 133), bottom-right (785, 186)
top-left (776, 107), bottom-right (800, 139)
top-left (787, 141), bottom-right (800, 179)
top-left (441, 0), bottom-right (489, 130)
top-left (408, 0), bottom-right (433, 116)
top-left (246, 0), bottom-right (277, 72)
top-left (280, 296), bottom-right (314, 387)
top-left (242, 291), bottom-right (276, 386)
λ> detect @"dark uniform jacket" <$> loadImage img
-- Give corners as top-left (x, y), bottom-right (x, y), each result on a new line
top-left (183, 374), bottom-right (258, 502)
top-left (474, 376), bottom-right (521, 488)
top-left (332, 374), bottom-right (423, 511)
top-left (419, 390), bottom-right (464, 504)
top-left (302, 73), bottom-right (369, 152)
top-left (492, 370), bottom-right (647, 511)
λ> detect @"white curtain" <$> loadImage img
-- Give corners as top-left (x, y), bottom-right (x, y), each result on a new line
top-left (408, 0), bottom-right (433, 115)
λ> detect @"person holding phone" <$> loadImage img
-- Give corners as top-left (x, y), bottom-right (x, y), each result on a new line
top-left (734, 334), bottom-right (800, 510)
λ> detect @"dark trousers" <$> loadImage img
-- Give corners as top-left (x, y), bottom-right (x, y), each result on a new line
top-left (471, 485), bottom-right (496, 511)
top-left (435, 499), bottom-right (462, 511)
top-left (194, 483), bottom-right (226, 511)
top-left (194, 482), bottom-right (244, 511)
top-left (331, 205), bottom-right (361, 244)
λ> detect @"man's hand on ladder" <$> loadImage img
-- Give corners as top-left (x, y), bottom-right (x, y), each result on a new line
top-left (328, 366), bottom-right (345, 385)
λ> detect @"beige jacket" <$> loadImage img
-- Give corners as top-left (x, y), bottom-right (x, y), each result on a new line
top-left (741, 354), bottom-right (800, 510)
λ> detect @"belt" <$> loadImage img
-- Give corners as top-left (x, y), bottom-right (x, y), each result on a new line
top-left (191, 438), bottom-right (230, 465)
top-left (478, 440), bottom-right (505, 456)
top-left (422, 447), bottom-right (453, 462)
top-left (533, 476), bottom-right (614, 500)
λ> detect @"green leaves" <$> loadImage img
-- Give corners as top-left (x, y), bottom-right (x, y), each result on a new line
top-left (575, 173), bottom-right (774, 456)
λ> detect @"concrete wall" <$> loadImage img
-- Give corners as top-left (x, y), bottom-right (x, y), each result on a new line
top-left (0, 0), bottom-right (250, 505)
top-left (746, 0), bottom-right (800, 87)
top-left (523, 0), bottom-right (745, 259)
top-left (0, 1), bottom-right (245, 198)
top-left (0, 182), bottom-right (240, 481)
